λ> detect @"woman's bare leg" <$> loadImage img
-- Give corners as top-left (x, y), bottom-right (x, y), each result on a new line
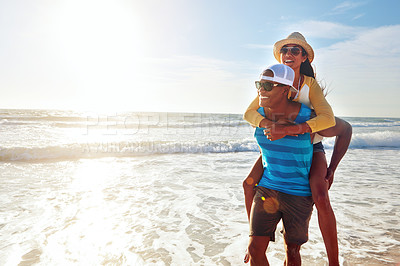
top-left (309, 151), bottom-right (339, 266)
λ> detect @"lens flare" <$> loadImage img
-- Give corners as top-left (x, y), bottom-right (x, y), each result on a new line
top-left (262, 197), bottom-right (279, 214)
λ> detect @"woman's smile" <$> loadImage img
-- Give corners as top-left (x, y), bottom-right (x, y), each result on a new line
top-left (283, 59), bottom-right (294, 64)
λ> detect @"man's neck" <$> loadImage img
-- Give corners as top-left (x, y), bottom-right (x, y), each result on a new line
top-left (265, 100), bottom-right (300, 122)
top-left (265, 101), bottom-right (290, 120)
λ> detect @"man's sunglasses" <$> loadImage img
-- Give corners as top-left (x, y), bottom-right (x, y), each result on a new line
top-left (255, 81), bottom-right (285, 91)
top-left (279, 46), bottom-right (303, 56)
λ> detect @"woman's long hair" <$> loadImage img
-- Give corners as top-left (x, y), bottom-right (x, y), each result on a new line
top-left (300, 49), bottom-right (327, 95)
top-left (300, 58), bottom-right (315, 78)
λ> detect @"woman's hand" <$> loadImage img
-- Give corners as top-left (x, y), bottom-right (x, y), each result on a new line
top-left (265, 122), bottom-right (312, 141)
top-left (264, 120), bottom-right (298, 141)
top-left (264, 124), bottom-right (290, 141)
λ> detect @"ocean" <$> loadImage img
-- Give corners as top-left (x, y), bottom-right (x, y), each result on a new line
top-left (0, 109), bottom-right (399, 265)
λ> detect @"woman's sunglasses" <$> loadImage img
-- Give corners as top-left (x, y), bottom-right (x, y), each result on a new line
top-left (255, 81), bottom-right (285, 91)
top-left (279, 46), bottom-right (303, 56)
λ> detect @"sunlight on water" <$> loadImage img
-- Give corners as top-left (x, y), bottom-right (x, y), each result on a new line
top-left (34, 160), bottom-right (145, 265)
top-left (1, 110), bottom-right (400, 265)
top-left (71, 160), bottom-right (113, 191)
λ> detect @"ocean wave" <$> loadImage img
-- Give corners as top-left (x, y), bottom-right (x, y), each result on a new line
top-left (2, 131), bottom-right (399, 162)
top-left (3, 111), bottom-right (400, 130)
top-left (323, 131), bottom-right (400, 149)
top-left (0, 140), bottom-right (259, 162)
top-left (1, 116), bottom-right (251, 129)
top-left (350, 122), bottom-right (400, 128)
top-left (343, 117), bottom-right (400, 128)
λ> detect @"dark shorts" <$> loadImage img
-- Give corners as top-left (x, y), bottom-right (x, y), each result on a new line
top-left (249, 186), bottom-right (313, 245)
top-left (313, 141), bottom-right (325, 154)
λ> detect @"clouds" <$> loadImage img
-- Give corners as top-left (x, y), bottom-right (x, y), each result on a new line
top-left (138, 55), bottom-right (255, 113)
top-left (280, 19), bottom-right (400, 71)
top-left (285, 20), bottom-right (365, 40)
top-left (313, 24), bottom-right (400, 117)
top-left (316, 24), bottom-right (400, 72)
top-left (351, 13), bottom-right (365, 20)
top-left (332, 1), bottom-right (367, 13)
top-left (330, 1), bottom-right (367, 20)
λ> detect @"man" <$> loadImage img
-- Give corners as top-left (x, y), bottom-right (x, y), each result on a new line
top-left (246, 64), bottom-right (352, 266)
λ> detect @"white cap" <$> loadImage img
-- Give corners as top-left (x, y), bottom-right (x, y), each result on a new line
top-left (260, 64), bottom-right (298, 92)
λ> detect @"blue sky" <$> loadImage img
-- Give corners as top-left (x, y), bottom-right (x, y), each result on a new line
top-left (1, 0), bottom-right (400, 117)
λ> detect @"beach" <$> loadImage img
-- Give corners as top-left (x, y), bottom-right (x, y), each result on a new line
top-left (1, 109), bottom-right (399, 265)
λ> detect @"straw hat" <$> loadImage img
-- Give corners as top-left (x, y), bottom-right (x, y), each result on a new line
top-left (273, 32), bottom-right (314, 63)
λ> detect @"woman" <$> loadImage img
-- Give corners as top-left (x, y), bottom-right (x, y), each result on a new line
top-left (243, 32), bottom-right (352, 265)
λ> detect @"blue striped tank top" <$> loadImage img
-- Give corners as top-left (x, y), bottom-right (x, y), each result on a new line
top-left (255, 104), bottom-right (313, 196)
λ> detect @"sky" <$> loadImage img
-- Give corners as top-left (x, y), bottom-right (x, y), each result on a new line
top-left (1, 0), bottom-right (400, 117)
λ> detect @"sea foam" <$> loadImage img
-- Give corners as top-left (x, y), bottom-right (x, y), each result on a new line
top-left (323, 131), bottom-right (400, 149)
top-left (1, 130), bottom-right (399, 162)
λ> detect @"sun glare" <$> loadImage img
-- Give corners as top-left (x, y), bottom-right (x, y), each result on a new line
top-left (54, 0), bottom-right (151, 112)
top-left (42, 160), bottom-right (132, 264)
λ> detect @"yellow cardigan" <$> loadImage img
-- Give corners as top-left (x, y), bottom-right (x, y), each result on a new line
top-left (243, 75), bottom-right (335, 133)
